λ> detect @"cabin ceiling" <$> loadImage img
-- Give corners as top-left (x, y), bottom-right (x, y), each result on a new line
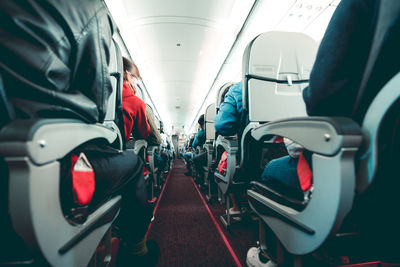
top-left (106, 0), bottom-right (253, 134)
top-left (106, 0), bottom-right (341, 134)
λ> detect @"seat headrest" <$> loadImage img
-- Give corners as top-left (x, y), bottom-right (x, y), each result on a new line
top-left (243, 32), bottom-right (318, 122)
top-left (243, 31), bottom-right (316, 82)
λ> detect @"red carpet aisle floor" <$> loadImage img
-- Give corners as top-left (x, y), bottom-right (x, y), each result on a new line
top-left (147, 160), bottom-right (239, 267)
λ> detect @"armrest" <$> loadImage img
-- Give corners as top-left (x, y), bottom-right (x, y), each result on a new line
top-left (215, 135), bottom-right (238, 154)
top-left (0, 118), bottom-right (121, 266)
top-left (251, 117), bottom-right (362, 156)
top-left (247, 117), bottom-right (363, 255)
top-left (250, 181), bottom-right (308, 211)
top-left (133, 139), bottom-right (148, 155)
top-left (0, 119), bottom-right (117, 165)
top-left (203, 142), bottom-right (214, 153)
top-left (147, 145), bottom-right (159, 155)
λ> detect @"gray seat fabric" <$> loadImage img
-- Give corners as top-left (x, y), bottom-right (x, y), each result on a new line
top-left (0, 0), bottom-right (115, 123)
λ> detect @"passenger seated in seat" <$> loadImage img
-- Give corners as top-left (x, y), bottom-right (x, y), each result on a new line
top-left (246, 0), bottom-right (378, 266)
top-left (188, 115), bottom-right (206, 177)
top-left (214, 82), bottom-right (244, 216)
top-left (159, 124), bottom-right (171, 171)
top-left (184, 115), bottom-right (206, 176)
top-left (260, 138), bottom-right (305, 192)
top-left (257, 0), bottom-right (379, 195)
top-left (122, 57), bottom-right (165, 171)
top-left (214, 82), bottom-right (246, 140)
top-left (182, 136), bottom-right (195, 165)
top-left (123, 57), bottom-right (160, 144)
top-left (0, 2), bottom-right (159, 266)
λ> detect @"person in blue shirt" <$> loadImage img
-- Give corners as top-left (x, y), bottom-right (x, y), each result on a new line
top-left (213, 82), bottom-right (244, 216)
top-left (192, 114), bottom-right (206, 148)
top-left (214, 82), bottom-right (245, 139)
top-left (184, 115), bottom-right (206, 176)
top-left (182, 136), bottom-right (195, 165)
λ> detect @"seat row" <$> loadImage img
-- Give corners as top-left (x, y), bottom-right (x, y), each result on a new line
top-left (197, 0), bottom-right (400, 265)
top-left (0, 2), bottom-right (172, 266)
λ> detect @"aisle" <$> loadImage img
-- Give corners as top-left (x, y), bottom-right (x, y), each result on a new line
top-left (147, 160), bottom-right (241, 267)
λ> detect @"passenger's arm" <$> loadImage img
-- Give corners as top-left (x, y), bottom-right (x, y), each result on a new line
top-left (303, 0), bottom-right (376, 116)
top-left (192, 131), bottom-right (200, 148)
top-left (214, 93), bottom-right (239, 136)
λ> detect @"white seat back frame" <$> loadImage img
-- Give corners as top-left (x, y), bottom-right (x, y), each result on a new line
top-left (0, 119), bottom-right (121, 267)
top-left (242, 31), bottom-right (317, 123)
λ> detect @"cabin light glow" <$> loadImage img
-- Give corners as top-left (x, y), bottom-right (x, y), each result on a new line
top-left (105, 0), bottom-right (340, 135)
top-left (106, 0), bottom-right (254, 134)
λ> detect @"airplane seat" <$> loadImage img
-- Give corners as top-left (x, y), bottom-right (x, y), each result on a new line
top-left (0, 27), bottom-right (124, 267)
top-left (144, 106), bottom-right (161, 197)
top-left (203, 103), bottom-right (216, 200)
top-left (212, 82), bottom-right (236, 204)
top-left (214, 32), bottom-right (318, 227)
top-left (247, 1), bottom-right (400, 264)
top-left (209, 82), bottom-right (235, 203)
top-left (191, 105), bottom-right (216, 187)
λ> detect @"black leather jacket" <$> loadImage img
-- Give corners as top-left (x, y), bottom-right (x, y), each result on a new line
top-left (0, 0), bottom-right (115, 123)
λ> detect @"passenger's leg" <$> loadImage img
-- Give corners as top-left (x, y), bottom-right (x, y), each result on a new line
top-left (88, 151), bottom-right (158, 264)
top-left (160, 151), bottom-right (169, 171)
top-left (228, 193), bottom-right (241, 220)
top-left (183, 152), bottom-right (193, 176)
top-left (193, 151), bottom-right (207, 181)
top-left (261, 155), bottom-right (301, 191)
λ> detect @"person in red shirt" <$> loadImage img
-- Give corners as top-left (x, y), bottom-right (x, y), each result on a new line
top-left (122, 58), bottom-right (165, 174)
top-left (122, 57), bottom-right (151, 142)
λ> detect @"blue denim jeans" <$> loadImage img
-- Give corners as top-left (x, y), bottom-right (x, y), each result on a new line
top-left (154, 152), bottom-right (165, 170)
top-left (261, 155), bottom-right (301, 191)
